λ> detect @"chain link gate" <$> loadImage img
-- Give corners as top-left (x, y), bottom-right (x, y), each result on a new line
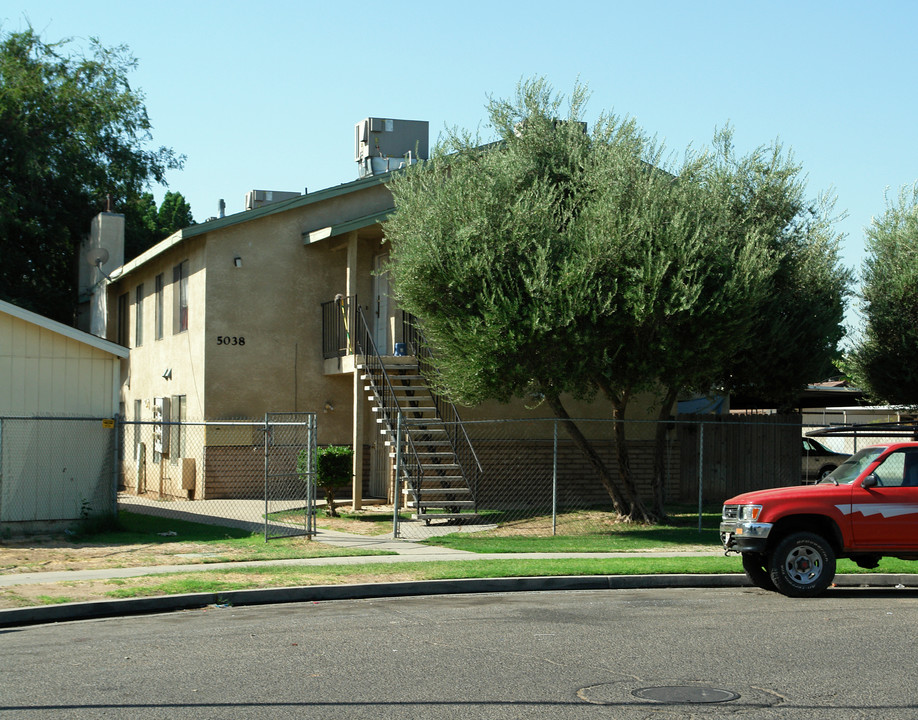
top-left (264, 412), bottom-right (317, 541)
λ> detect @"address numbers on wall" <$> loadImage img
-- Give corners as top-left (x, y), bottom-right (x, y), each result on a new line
top-left (216, 336), bottom-right (246, 346)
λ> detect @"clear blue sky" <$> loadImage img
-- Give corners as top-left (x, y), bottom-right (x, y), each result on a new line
top-left (6, 1), bottom-right (917, 337)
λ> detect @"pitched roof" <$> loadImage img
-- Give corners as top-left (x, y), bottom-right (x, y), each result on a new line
top-left (116, 171), bottom-right (395, 279)
top-left (0, 299), bottom-right (129, 358)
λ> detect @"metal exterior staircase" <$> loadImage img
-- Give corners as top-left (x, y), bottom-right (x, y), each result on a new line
top-left (355, 307), bottom-right (481, 524)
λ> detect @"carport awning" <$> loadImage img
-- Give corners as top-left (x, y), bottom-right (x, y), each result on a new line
top-left (303, 208), bottom-right (393, 245)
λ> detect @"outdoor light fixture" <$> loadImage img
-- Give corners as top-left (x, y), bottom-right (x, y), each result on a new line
top-left (233, 256), bottom-right (242, 268)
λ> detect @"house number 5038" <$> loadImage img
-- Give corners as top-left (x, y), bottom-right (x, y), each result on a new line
top-left (216, 336), bottom-right (245, 346)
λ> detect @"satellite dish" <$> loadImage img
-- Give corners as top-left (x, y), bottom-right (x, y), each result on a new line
top-left (86, 247), bottom-right (110, 268)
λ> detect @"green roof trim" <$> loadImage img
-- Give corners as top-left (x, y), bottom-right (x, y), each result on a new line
top-left (115, 171), bottom-right (397, 279)
top-left (303, 208), bottom-right (394, 244)
top-left (182, 170), bottom-right (394, 239)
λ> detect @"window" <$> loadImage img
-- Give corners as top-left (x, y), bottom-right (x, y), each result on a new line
top-left (117, 293), bottom-right (129, 346)
top-left (173, 260), bottom-right (189, 333)
top-left (169, 394), bottom-right (186, 464)
top-left (134, 399), bottom-right (142, 461)
top-left (154, 273), bottom-right (164, 340)
top-left (134, 284), bottom-right (144, 347)
top-left (872, 449), bottom-right (918, 488)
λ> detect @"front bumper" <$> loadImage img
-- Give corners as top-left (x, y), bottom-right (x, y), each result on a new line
top-left (720, 521), bottom-right (773, 554)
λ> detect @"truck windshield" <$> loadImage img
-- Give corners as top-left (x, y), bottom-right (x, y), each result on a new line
top-left (821, 447), bottom-right (885, 484)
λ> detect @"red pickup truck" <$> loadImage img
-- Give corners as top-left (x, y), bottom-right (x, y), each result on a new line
top-left (720, 441), bottom-right (918, 597)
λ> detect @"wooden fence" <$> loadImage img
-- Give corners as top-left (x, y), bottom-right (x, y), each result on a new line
top-left (677, 413), bottom-right (800, 504)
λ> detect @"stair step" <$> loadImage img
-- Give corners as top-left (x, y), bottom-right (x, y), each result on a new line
top-left (392, 456), bottom-right (456, 461)
top-left (372, 406), bottom-right (436, 413)
top-left (385, 439), bottom-right (453, 447)
top-left (366, 385), bottom-right (431, 393)
top-left (403, 487), bottom-right (471, 495)
top-left (407, 500), bottom-right (476, 509)
top-left (413, 512), bottom-right (478, 521)
top-left (404, 479), bottom-right (469, 487)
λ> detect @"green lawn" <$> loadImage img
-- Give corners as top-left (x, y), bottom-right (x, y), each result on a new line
top-left (4, 506), bottom-right (916, 609)
top-left (95, 555), bottom-right (918, 601)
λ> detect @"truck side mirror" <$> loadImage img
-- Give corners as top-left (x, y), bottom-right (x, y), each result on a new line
top-left (861, 474), bottom-right (879, 489)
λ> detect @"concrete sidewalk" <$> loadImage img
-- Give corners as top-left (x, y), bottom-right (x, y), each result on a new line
top-left (2, 529), bottom-right (916, 629)
top-left (0, 527), bottom-right (723, 588)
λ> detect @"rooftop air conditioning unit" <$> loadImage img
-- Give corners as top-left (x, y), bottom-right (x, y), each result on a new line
top-left (355, 118), bottom-right (429, 178)
top-left (244, 189), bottom-right (301, 211)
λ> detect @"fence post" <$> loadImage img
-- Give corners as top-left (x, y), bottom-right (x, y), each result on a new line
top-left (264, 413), bottom-right (269, 543)
top-left (307, 414), bottom-right (317, 539)
top-left (552, 419), bottom-right (558, 536)
top-left (393, 412), bottom-right (402, 538)
top-left (112, 414), bottom-right (121, 516)
top-left (698, 422), bottom-right (704, 533)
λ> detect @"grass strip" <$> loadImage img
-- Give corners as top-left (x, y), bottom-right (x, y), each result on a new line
top-left (98, 555), bottom-right (918, 600)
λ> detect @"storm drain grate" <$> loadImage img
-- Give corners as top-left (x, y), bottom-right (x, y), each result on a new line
top-left (632, 685), bottom-right (740, 704)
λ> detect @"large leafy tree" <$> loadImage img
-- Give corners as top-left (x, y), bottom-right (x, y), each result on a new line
top-left (715, 141), bottom-right (850, 412)
top-left (123, 190), bottom-right (195, 262)
top-left (385, 79), bottom-right (848, 522)
top-left (0, 28), bottom-right (183, 323)
top-left (847, 183), bottom-right (918, 406)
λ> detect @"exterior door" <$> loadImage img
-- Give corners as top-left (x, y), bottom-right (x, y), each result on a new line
top-left (850, 448), bottom-right (918, 549)
top-left (373, 253), bottom-right (390, 355)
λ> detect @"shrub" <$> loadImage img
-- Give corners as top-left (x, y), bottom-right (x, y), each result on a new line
top-left (299, 445), bottom-right (353, 517)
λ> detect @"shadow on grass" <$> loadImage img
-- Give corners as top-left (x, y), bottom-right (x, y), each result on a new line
top-left (419, 504), bottom-right (723, 552)
top-left (12, 512), bottom-right (263, 549)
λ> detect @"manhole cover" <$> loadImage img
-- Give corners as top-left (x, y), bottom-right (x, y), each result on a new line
top-left (578, 680), bottom-right (784, 716)
top-left (632, 685), bottom-right (740, 704)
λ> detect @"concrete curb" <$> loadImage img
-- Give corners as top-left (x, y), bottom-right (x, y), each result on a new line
top-left (3, 573), bottom-right (917, 629)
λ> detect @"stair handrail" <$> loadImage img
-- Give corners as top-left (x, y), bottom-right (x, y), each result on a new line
top-left (354, 306), bottom-right (425, 503)
top-left (401, 312), bottom-right (482, 505)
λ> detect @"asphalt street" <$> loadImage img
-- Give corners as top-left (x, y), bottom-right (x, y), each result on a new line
top-left (2, 586), bottom-right (918, 719)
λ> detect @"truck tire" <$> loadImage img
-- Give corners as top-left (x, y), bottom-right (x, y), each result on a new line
top-left (768, 531), bottom-right (836, 597)
top-left (741, 552), bottom-right (776, 591)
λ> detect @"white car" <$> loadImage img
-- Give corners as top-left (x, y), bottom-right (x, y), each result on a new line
top-left (802, 437), bottom-right (849, 483)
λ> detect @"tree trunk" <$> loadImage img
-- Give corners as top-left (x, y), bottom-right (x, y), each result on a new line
top-left (544, 394), bottom-right (630, 517)
top-left (596, 379), bottom-right (659, 524)
top-left (650, 386), bottom-right (679, 521)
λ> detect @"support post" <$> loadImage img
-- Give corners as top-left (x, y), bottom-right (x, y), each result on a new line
top-left (393, 412), bottom-right (402, 538)
top-left (698, 423), bottom-right (704, 533)
top-left (552, 419), bottom-right (558, 536)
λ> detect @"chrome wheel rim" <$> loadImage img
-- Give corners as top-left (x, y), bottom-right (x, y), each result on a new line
top-left (784, 544), bottom-right (823, 585)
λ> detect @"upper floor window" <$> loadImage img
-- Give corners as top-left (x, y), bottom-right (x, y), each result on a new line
top-left (154, 273), bottom-right (164, 340)
top-left (134, 283), bottom-right (144, 347)
top-left (173, 260), bottom-right (189, 333)
top-left (117, 292), bottom-right (129, 346)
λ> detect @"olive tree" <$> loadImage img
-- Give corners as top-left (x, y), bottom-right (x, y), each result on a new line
top-left (848, 183), bottom-right (918, 406)
top-left (385, 79), bottom-right (848, 522)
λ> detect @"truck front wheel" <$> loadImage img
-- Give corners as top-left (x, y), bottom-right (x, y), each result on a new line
top-left (768, 532), bottom-right (836, 597)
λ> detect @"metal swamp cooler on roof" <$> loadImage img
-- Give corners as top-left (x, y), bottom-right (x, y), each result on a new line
top-left (355, 117), bottom-right (429, 178)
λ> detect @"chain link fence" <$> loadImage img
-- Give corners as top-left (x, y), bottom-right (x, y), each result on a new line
top-left (0, 416), bottom-right (117, 532)
top-left (4, 412), bottom-right (913, 540)
top-left (118, 415), bottom-right (316, 540)
top-left (390, 416), bottom-right (791, 539)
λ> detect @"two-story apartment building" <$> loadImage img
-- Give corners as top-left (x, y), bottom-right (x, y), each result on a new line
top-left (89, 118), bottom-right (674, 518)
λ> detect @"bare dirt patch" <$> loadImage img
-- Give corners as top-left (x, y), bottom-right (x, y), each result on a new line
top-left (0, 535), bottom-right (315, 575)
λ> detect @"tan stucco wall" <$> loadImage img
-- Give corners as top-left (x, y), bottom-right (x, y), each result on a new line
top-left (110, 236), bottom-right (207, 424)
top-left (106, 181), bottom-right (393, 452)
top-left (0, 311), bottom-right (120, 416)
top-left (461, 391), bottom-right (671, 441)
